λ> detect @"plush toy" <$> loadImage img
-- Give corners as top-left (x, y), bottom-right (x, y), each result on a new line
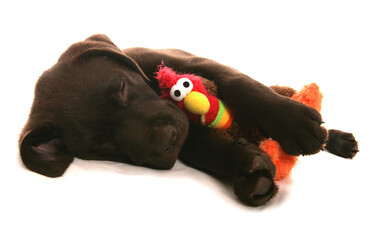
top-left (155, 65), bottom-right (323, 180)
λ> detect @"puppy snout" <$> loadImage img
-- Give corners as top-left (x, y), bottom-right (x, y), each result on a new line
top-left (150, 125), bottom-right (177, 154)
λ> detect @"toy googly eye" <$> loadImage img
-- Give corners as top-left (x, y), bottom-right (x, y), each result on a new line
top-left (176, 78), bottom-right (193, 95)
top-left (170, 85), bottom-right (187, 102)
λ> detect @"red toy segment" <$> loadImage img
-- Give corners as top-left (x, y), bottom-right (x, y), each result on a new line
top-left (203, 95), bottom-right (219, 126)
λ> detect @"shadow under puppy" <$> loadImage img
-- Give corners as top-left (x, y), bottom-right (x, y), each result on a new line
top-left (19, 34), bottom-right (358, 207)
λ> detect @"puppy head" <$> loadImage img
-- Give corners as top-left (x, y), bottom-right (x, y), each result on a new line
top-left (19, 34), bottom-right (189, 177)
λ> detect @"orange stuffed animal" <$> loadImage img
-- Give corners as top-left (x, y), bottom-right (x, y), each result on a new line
top-left (155, 65), bottom-right (323, 180)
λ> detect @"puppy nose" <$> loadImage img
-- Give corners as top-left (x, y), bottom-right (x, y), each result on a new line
top-left (151, 125), bottom-right (177, 154)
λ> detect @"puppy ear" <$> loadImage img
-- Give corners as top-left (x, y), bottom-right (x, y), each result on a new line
top-left (19, 125), bottom-right (74, 178)
top-left (59, 34), bottom-right (150, 83)
top-left (85, 34), bottom-right (116, 46)
top-left (74, 48), bottom-right (151, 83)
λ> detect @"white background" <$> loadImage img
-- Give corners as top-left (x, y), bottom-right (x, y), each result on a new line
top-left (1, 0), bottom-right (373, 239)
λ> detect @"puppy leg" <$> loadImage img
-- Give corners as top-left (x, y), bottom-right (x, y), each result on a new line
top-left (179, 125), bottom-right (278, 207)
top-left (125, 48), bottom-right (327, 156)
top-left (324, 129), bottom-right (359, 159)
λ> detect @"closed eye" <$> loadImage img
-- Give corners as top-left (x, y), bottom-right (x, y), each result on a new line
top-left (120, 81), bottom-right (127, 101)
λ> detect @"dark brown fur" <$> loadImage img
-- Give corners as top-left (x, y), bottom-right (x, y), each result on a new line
top-left (201, 79), bottom-right (297, 145)
top-left (19, 34), bottom-right (358, 206)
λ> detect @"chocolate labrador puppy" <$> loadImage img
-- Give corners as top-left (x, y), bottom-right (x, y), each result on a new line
top-left (19, 34), bottom-right (358, 206)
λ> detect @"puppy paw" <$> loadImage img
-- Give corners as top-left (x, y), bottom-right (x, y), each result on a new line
top-left (233, 168), bottom-right (278, 207)
top-left (262, 98), bottom-right (327, 156)
top-left (233, 140), bottom-right (278, 206)
top-left (324, 129), bottom-right (359, 159)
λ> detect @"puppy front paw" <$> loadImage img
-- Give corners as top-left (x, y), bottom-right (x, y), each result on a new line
top-left (262, 99), bottom-right (327, 156)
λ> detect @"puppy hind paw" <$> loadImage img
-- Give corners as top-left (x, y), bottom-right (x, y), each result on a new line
top-left (324, 129), bottom-right (359, 159)
top-left (233, 154), bottom-right (278, 207)
top-left (233, 170), bottom-right (279, 207)
top-left (232, 141), bottom-right (279, 206)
